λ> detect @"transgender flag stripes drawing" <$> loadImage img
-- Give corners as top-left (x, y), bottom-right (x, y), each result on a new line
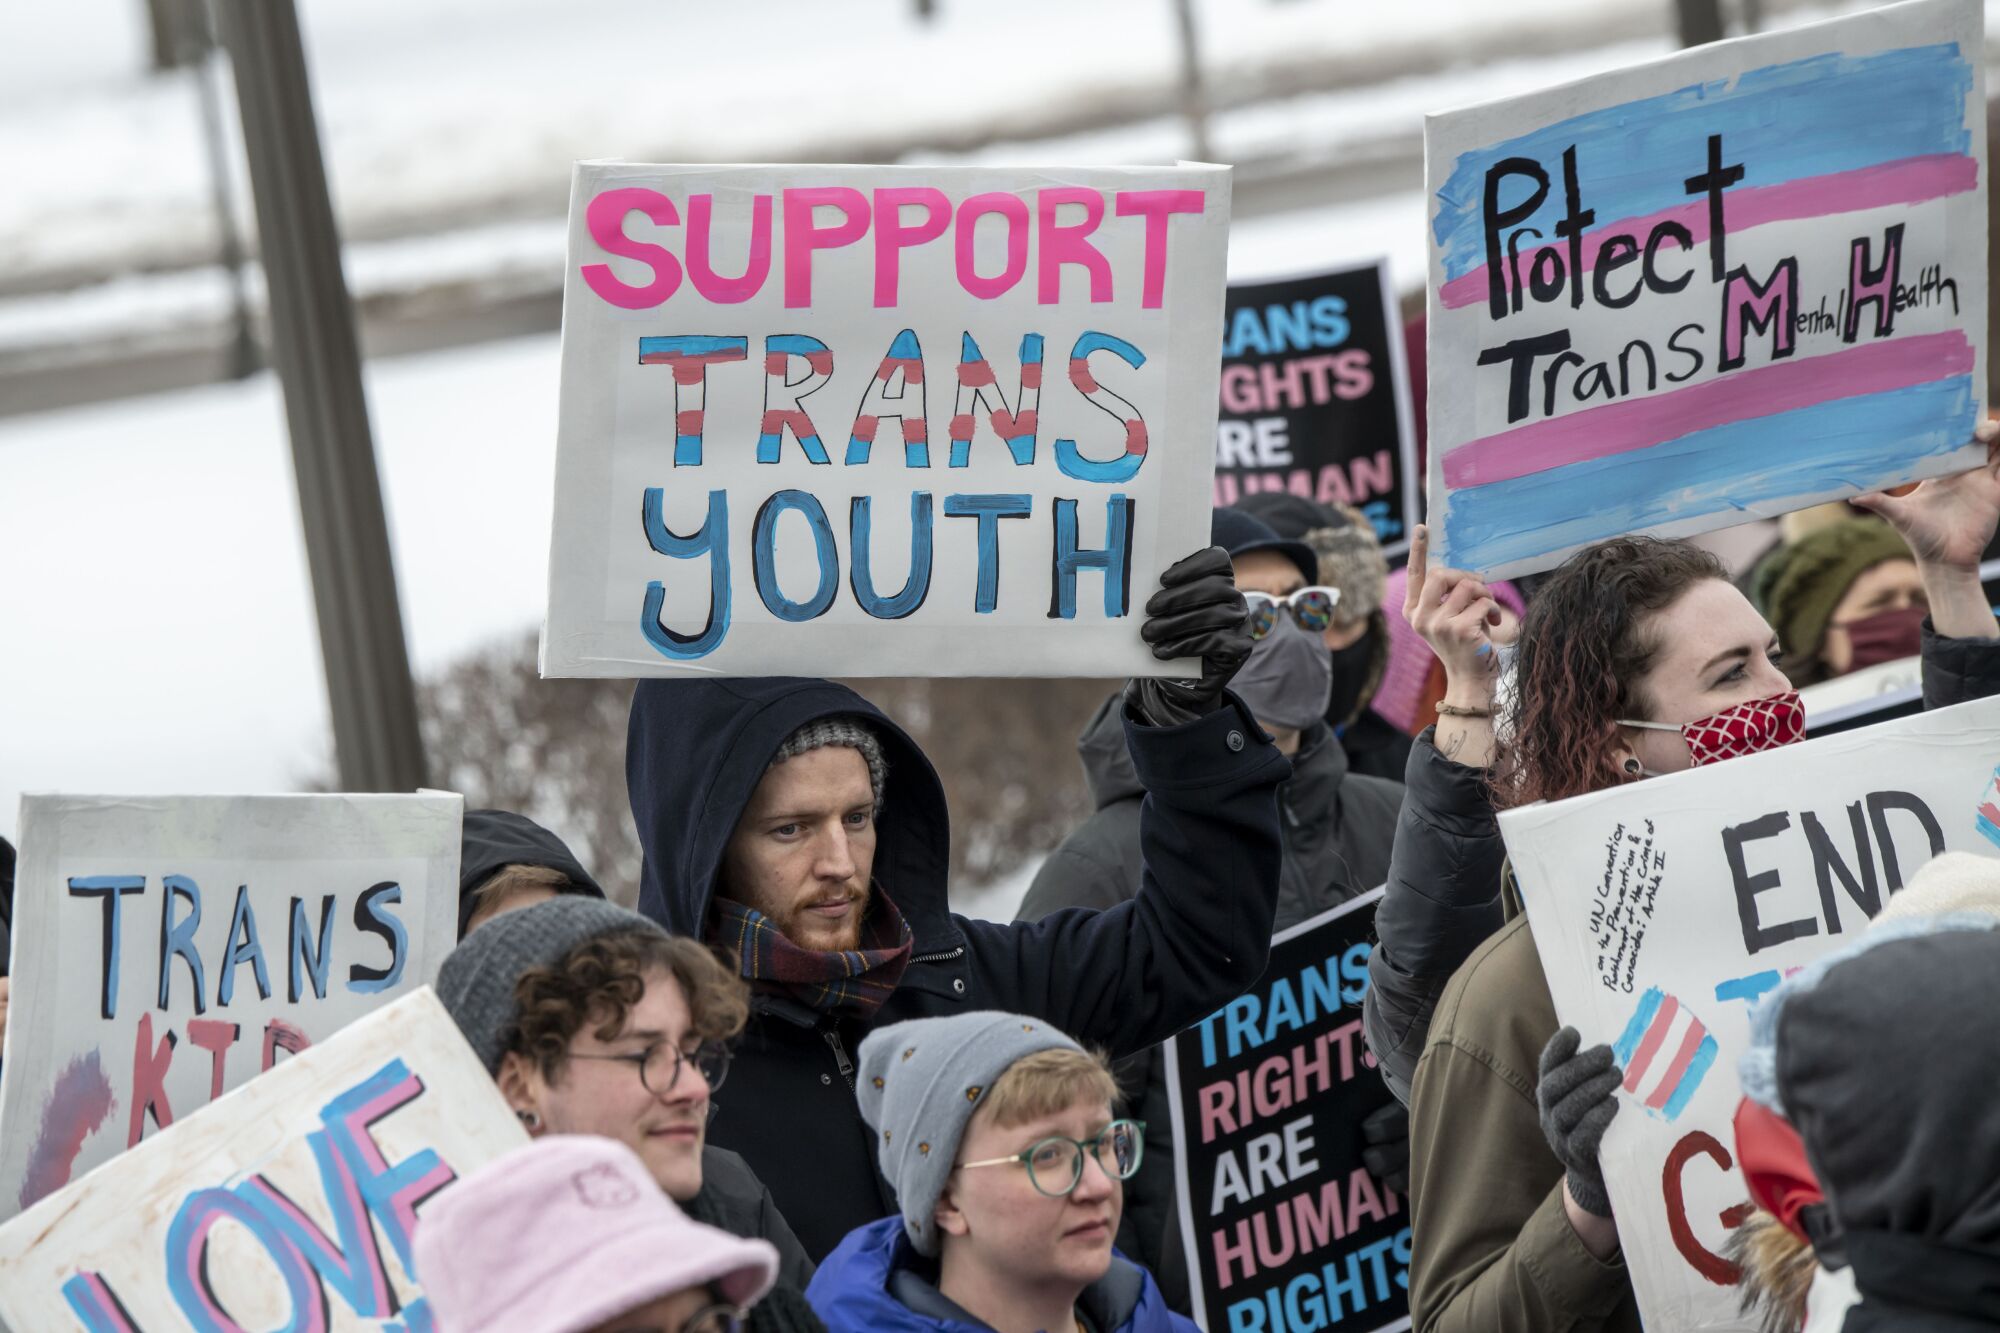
top-left (1424, 0), bottom-right (1986, 577)
top-left (1612, 988), bottom-right (1718, 1122)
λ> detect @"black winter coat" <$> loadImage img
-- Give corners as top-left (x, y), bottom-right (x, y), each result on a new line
top-left (1016, 694), bottom-right (1403, 1308)
top-left (627, 677), bottom-right (1289, 1261)
top-left (1362, 619), bottom-right (2000, 1104)
top-left (692, 1147), bottom-right (817, 1292)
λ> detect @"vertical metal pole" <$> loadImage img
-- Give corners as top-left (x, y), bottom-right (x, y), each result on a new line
top-left (188, 2), bottom-right (258, 380)
top-left (1674, 0), bottom-right (1726, 47)
top-left (213, 0), bottom-right (428, 793)
top-left (1170, 0), bottom-right (1213, 162)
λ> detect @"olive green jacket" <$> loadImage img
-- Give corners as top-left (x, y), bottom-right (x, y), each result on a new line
top-left (1406, 878), bottom-right (1641, 1333)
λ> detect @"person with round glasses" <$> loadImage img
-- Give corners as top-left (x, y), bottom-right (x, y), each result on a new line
top-left (809, 1010), bottom-right (1196, 1333)
top-left (415, 1134), bottom-right (782, 1333)
top-left (436, 896), bottom-right (823, 1327)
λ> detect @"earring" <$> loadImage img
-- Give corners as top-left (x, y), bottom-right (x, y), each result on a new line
top-left (1623, 758), bottom-right (1642, 776)
top-left (516, 1109), bottom-right (541, 1130)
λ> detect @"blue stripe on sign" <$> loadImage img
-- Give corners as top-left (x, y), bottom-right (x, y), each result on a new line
top-left (1662, 1035), bottom-right (1720, 1121)
top-left (1432, 42), bottom-right (1972, 281)
top-left (1443, 375), bottom-right (1976, 572)
top-left (1613, 987), bottom-right (1665, 1067)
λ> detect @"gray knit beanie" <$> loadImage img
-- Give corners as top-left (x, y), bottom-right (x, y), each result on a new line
top-left (437, 895), bottom-right (668, 1074)
top-left (772, 716), bottom-right (887, 812)
top-left (856, 1011), bottom-right (1084, 1257)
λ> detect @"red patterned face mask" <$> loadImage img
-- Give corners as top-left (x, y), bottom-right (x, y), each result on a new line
top-left (1619, 690), bottom-right (1806, 768)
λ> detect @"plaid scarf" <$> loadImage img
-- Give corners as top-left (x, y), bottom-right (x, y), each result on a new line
top-left (712, 891), bottom-right (914, 1018)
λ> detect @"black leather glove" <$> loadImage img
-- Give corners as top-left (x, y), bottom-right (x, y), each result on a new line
top-left (1359, 1101), bottom-right (1411, 1197)
top-left (1536, 1026), bottom-right (1623, 1218)
top-left (1124, 546), bottom-right (1251, 727)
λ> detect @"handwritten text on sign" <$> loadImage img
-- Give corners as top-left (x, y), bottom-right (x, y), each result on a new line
top-left (0, 794), bottom-right (461, 1221)
top-left (1501, 694), bottom-right (2000, 1331)
top-left (1424, 0), bottom-right (1986, 577)
top-left (544, 164), bottom-right (1230, 678)
top-left (0, 989), bottom-right (524, 1332)
top-left (1165, 891), bottom-right (1410, 1333)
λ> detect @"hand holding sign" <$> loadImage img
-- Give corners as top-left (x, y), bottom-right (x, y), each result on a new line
top-left (1854, 417), bottom-right (2000, 569)
top-left (1127, 546), bottom-right (1252, 726)
top-left (1405, 524), bottom-right (1505, 765)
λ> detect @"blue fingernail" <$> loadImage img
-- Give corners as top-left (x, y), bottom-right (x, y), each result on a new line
top-left (1476, 643), bottom-right (1492, 657)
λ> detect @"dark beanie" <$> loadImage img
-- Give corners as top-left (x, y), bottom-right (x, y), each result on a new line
top-left (1751, 518), bottom-right (1911, 665)
top-left (1234, 492), bottom-right (1345, 539)
top-left (457, 810), bottom-right (606, 936)
top-left (1211, 507), bottom-right (1317, 586)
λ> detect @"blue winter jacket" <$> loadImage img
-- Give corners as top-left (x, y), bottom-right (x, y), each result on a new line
top-left (808, 1216), bottom-right (1199, 1333)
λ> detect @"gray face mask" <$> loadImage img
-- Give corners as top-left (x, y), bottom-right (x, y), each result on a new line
top-left (1233, 617), bottom-right (1334, 732)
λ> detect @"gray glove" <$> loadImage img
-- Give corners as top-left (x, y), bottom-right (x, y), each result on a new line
top-left (1536, 1026), bottom-right (1622, 1218)
top-left (1124, 546), bottom-right (1252, 728)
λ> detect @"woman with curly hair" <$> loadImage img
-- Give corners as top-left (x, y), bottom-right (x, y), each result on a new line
top-left (433, 896), bottom-right (825, 1332)
top-left (1363, 425), bottom-right (2000, 1332)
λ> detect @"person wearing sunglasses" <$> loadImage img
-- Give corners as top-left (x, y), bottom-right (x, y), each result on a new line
top-left (436, 895), bottom-right (823, 1325)
top-left (415, 1134), bottom-right (783, 1333)
top-left (1014, 505), bottom-right (1408, 1313)
top-left (809, 1010), bottom-right (1196, 1333)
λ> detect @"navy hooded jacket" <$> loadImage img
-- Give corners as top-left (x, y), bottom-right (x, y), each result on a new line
top-left (627, 677), bottom-right (1287, 1260)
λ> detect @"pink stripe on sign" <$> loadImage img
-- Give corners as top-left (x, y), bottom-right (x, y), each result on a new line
top-left (1622, 995), bottom-right (1679, 1093)
top-left (1438, 154), bottom-right (1979, 311)
top-left (1443, 330), bottom-right (1974, 489)
top-left (1646, 1022), bottom-right (1710, 1111)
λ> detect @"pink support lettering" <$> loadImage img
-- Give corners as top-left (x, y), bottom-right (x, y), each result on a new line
top-left (873, 187), bottom-right (953, 307)
top-left (1036, 187), bottom-right (1112, 304)
top-left (955, 193), bottom-right (1030, 300)
top-left (685, 193), bottom-right (772, 304)
top-left (783, 187), bottom-right (870, 308)
top-left (580, 187), bottom-right (682, 310)
top-left (1114, 189), bottom-right (1205, 308)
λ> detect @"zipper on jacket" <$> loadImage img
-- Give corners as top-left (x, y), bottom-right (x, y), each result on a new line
top-left (823, 1028), bottom-right (856, 1089)
top-left (909, 945), bottom-right (965, 965)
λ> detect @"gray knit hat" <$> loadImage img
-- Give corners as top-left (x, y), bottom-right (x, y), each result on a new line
top-left (857, 1011), bottom-right (1084, 1256)
top-left (772, 716), bottom-right (887, 812)
top-left (437, 895), bottom-right (668, 1074)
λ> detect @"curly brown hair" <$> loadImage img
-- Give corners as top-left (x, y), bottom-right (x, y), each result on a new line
top-left (508, 929), bottom-right (750, 1083)
top-left (1496, 536), bottom-right (1727, 808)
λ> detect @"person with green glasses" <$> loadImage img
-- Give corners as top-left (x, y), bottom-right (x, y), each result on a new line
top-left (808, 1010), bottom-right (1195, 1333)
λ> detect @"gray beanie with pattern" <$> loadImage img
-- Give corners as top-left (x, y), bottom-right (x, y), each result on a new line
top-left (437, 895), bottom-right (667, 1074)
top-left (856, 1011), bottom-right (1083, 1256)
top-left (772, 716), bottom-right (887, 812)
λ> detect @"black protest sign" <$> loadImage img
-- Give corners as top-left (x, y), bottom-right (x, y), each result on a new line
top-left (1212, 263), bottom-right (1418, 557)
top-left (1164, 888), bottom-right (1410, 1333)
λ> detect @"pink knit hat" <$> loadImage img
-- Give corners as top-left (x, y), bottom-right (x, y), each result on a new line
top-left (414, 1136), bottom-right (779, 1333)
top-left (1372, 568), bottom-right (1526, 733)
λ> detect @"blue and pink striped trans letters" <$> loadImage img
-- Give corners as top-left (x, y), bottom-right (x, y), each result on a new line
top-left (1432, 32), bottom-right (1981, 571)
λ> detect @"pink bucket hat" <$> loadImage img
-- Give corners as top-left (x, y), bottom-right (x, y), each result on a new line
top-left (1372, 567), bottom-right (1526, 733)
top-left (414, 1136), bottom-right (779, 1333)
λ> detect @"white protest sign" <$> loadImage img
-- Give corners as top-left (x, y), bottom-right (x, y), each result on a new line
top-left (0, 793), bottom-right (462, 1221)
top-left (543, 162), bottom-right (1231, 678)
top-left (1499, 694), bottom-right (2000, 1331)
top-left (0, 987), bottom-right (523, 1332)
top-left (1425, 0), bottom-right (1986, 577)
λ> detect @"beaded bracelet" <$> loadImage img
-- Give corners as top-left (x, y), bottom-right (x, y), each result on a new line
top-left (1436, 702), bottom-right (1495, 719)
